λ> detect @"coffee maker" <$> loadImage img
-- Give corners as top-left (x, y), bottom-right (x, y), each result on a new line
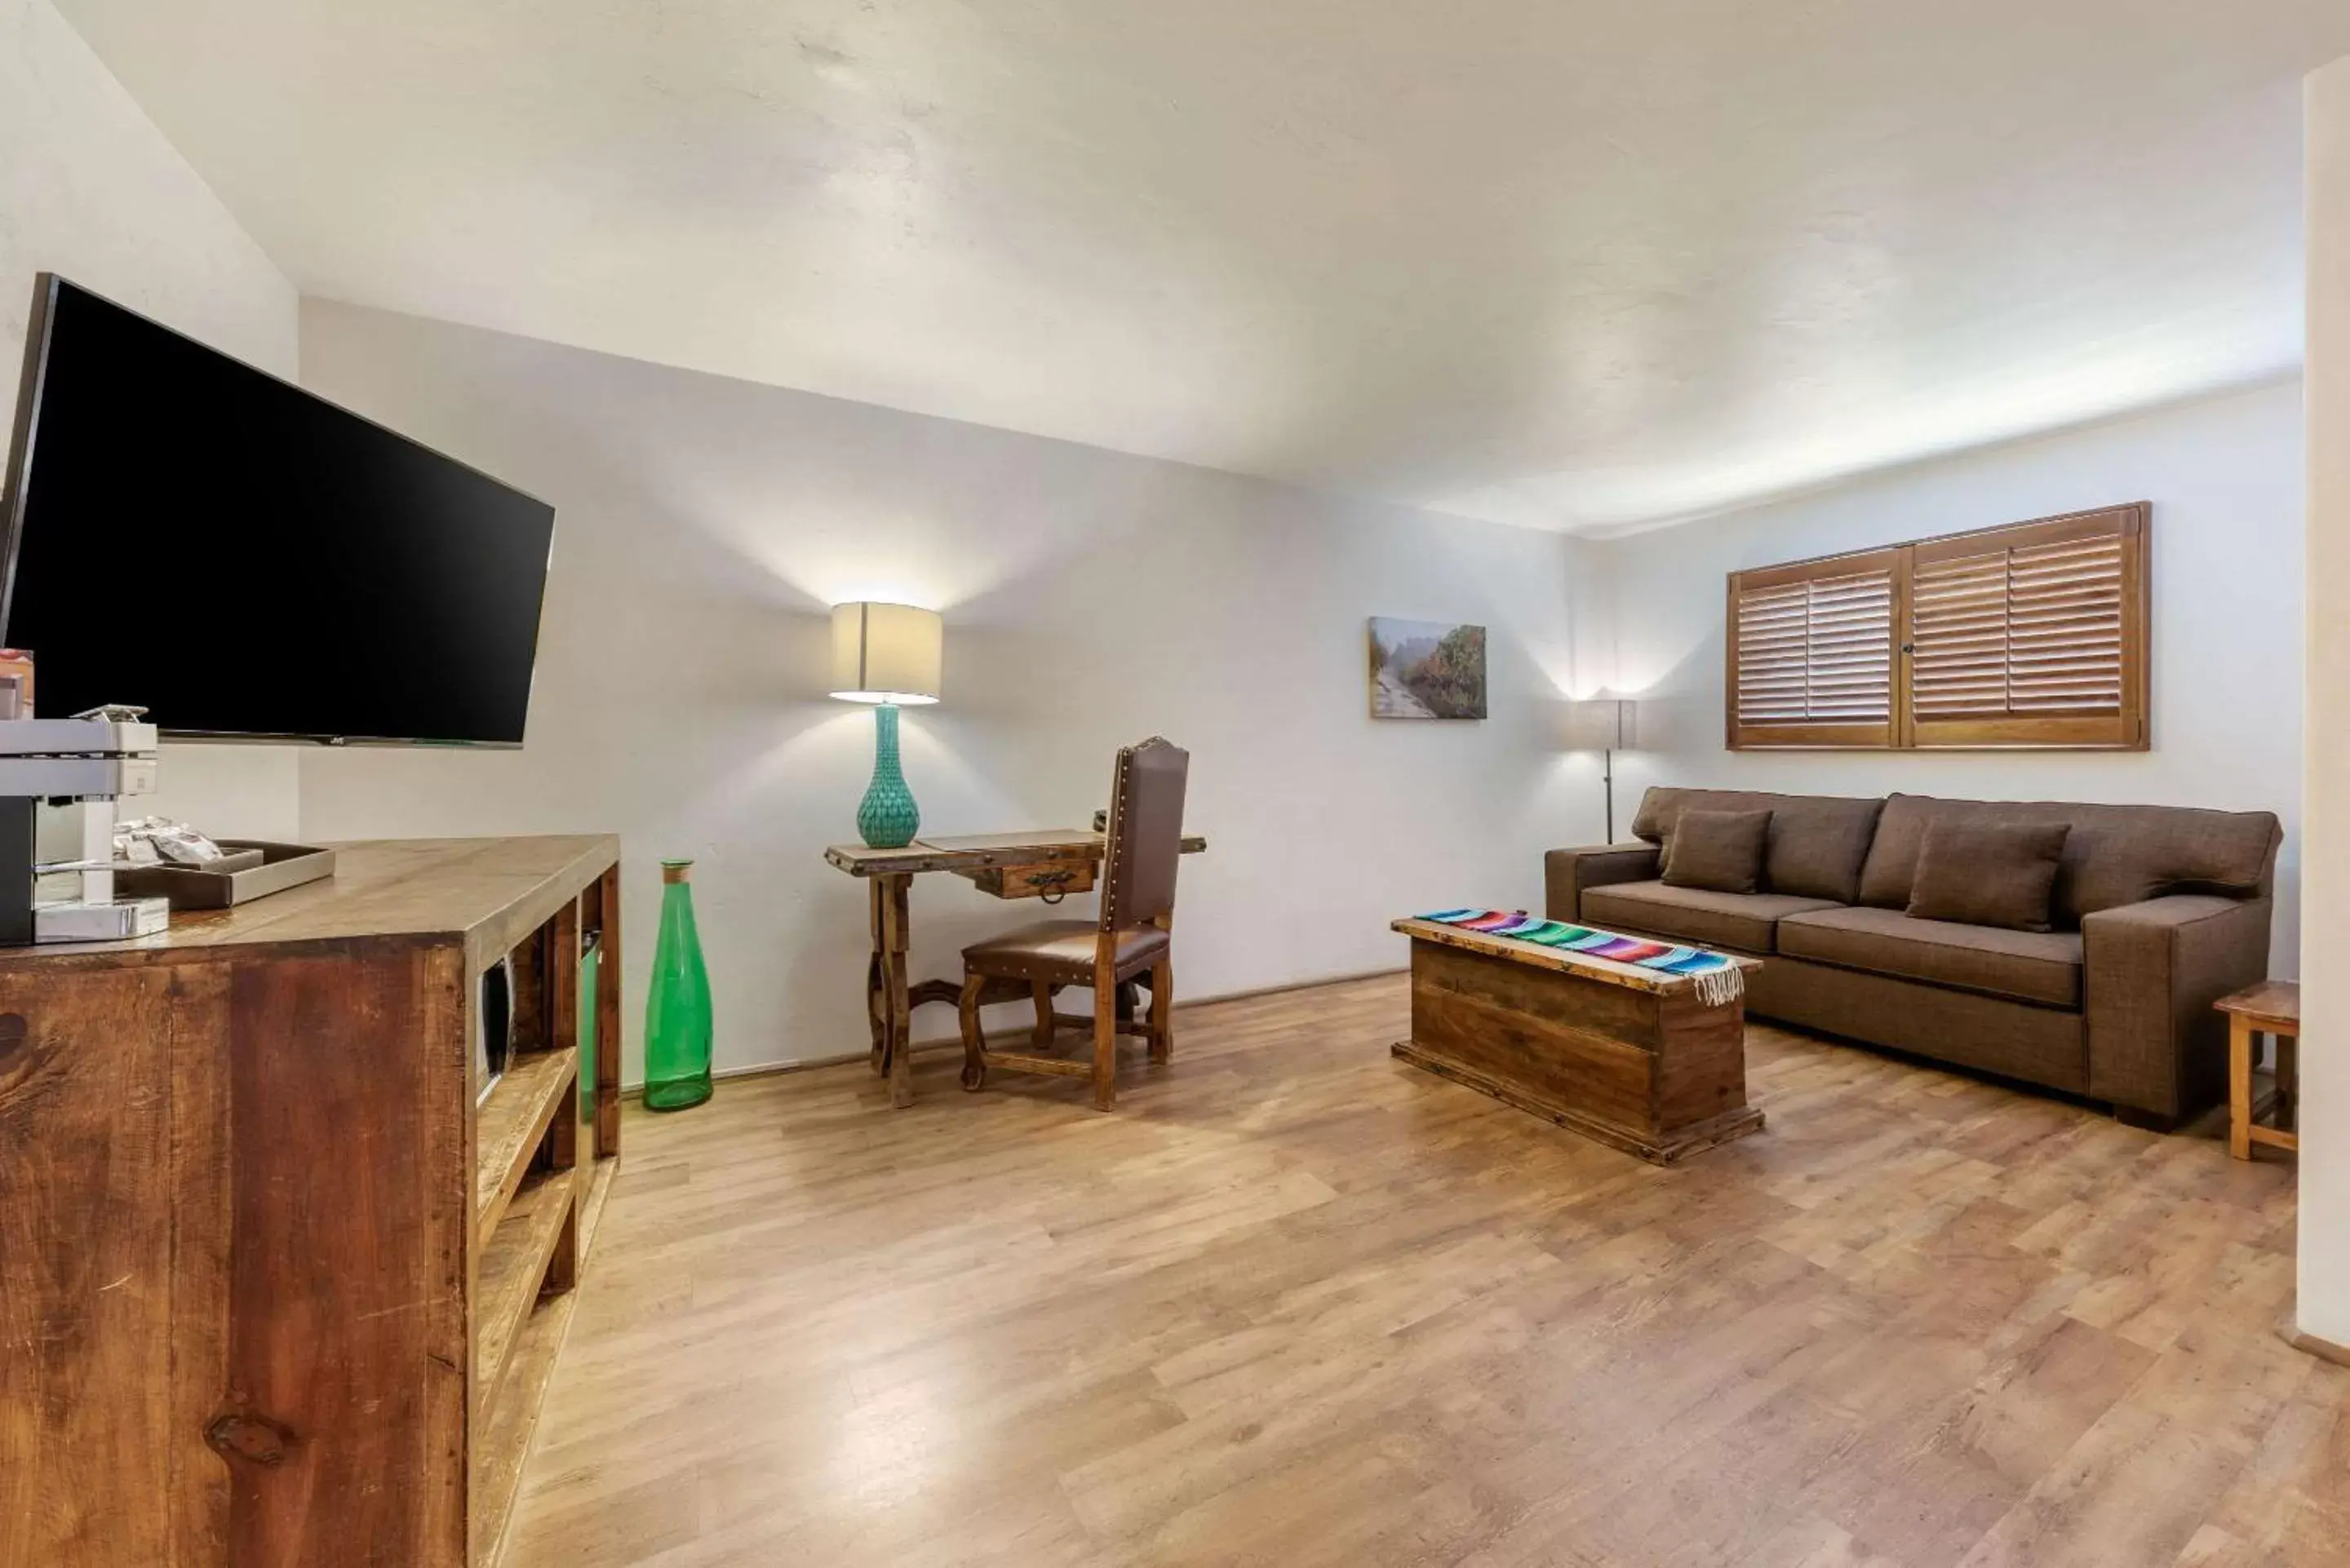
top-left (0, 711), bottom-right (162, 945)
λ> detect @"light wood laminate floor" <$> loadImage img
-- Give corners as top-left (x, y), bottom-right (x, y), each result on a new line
top-left (506, 975), bottom-right (2347, 1568)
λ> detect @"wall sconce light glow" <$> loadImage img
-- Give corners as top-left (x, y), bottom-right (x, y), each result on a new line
top-left (829, 602), bottom-right (943, 706)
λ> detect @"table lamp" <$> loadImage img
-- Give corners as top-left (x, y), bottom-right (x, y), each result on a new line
top-left (1563, 697), bottom-right (1638, 843)
top-left (829, 602), bottom-right (943, 848)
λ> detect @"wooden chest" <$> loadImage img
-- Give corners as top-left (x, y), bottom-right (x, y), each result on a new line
top-left (1390, 919), bottom-right (1764, 1165)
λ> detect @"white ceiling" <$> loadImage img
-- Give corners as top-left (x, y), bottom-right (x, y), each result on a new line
top-left (54, 1), bottom-right (2350, 533)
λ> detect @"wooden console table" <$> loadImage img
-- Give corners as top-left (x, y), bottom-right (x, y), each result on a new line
top-left (824, 828), bottom-right (1206, 1105)
top-left (0, 836), bottom-right (622, 1568)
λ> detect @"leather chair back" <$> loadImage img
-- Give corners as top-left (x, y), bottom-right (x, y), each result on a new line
top-left (1101, 737), bottom-right (1187, 932)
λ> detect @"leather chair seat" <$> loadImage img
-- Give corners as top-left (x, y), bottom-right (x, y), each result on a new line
top-left (962, 921), bottom-right (1169, 983)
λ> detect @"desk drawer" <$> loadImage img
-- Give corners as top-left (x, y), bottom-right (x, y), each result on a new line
top-left (971, 862), bottom-right (1096, 901)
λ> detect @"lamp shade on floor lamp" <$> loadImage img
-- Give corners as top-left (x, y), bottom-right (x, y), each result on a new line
top-left (1564, 698), bottom-right (1638, 843)
top-left (830, 603), bottom-right (944, 848)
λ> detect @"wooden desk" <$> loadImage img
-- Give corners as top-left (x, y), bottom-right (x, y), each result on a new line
top-left (824, 829), bottom-right (1207, 1106)
top-left (2216, 980), bottom-right (2299, 1160)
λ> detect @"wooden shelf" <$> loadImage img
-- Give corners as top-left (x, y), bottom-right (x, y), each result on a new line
top-left (474, 1172), bottom-right (574, 1414)
top-left (470, 1273), bottom-right (584, 1568)
top-left (475, 1048), bottom-right (577, 1244)
top-left (470, 1157), bottom-right (617, 1568)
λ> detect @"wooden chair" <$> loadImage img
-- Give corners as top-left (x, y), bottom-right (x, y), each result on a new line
top-left (957, 737), bottom-right (1189, 1110)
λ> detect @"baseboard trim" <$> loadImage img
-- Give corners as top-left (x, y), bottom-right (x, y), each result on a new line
top-left (619, 966), bottom-right (1408, 1095)
top-left (2281, 1320), bottom-right (2350, 1368)
top-left (1180, 965), bottom-right (1404, 1008)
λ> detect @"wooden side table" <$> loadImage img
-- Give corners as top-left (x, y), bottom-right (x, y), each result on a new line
top-left (2215, 980), bottom-right (2299, 1159)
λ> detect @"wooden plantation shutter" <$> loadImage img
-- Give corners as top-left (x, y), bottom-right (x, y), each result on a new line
top-left (1906, 504), bottom-right (2147, 748)
top-left (1726, 547), bottom-right (1900, 748)
top-left (1726, 504), bottom-right (2148, 751)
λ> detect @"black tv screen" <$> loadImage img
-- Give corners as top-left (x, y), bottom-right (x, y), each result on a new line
top-left (0, 276), bottom-right (554, 745)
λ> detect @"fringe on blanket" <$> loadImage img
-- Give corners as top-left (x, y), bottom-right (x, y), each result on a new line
top-left (1691, 966), bottom-right (1744, 1008)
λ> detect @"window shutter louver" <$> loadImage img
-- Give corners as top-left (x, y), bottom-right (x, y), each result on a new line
top-left (1909, 551), bottom-right (2011, 719)
top-left (1727, 505), bottom-right (2147, 751)
top-left (2007, 535), bottom-right (2126, 711)
top-left (1802, 571), bottom-right (1896, 721)
top-left (1731, 582), bottom-right (1811, 725)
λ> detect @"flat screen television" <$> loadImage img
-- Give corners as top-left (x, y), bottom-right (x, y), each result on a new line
top-left (0, 275), bottom-right (555, 745)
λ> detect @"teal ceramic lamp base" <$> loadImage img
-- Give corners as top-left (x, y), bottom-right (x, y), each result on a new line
top-left (856, 702), bottom-right (921, 849)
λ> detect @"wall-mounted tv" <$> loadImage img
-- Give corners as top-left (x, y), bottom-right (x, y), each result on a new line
top-left (0, 275), bottom-right (556, 746)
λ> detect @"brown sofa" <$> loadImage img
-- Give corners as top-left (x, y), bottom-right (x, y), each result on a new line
top-left (1545, 787), bottom-right (2282, 1127)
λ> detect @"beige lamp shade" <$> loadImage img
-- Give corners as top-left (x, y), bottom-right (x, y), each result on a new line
top-left (829, 602), bottom-right (943, 705)
top-left (1563, 697), bottom-right (1636, 751)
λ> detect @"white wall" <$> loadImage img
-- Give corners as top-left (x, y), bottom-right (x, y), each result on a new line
top-left (296, 299), bottom-right (1608, 1082)
top-left (2299, 56), bottom-right (2350, 1350)
top-left (0, 0), bottom-right (300, 835)
top-left (1594, 379), bottom-right (2306, 972)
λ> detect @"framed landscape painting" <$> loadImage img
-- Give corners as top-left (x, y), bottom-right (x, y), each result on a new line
top-left (1368, 618), bottom-right (1488, 720)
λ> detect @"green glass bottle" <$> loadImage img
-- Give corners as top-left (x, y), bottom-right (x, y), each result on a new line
top-left (856, 702), bottom-right (920, 849)
top-left (643, 859), bottom-right (714, 1112)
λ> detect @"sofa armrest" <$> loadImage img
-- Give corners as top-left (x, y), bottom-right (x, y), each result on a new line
top-left (2082, 894), bottom-right (2274, 1123)
top-left (1544, 843), bottom-right (1661, 923)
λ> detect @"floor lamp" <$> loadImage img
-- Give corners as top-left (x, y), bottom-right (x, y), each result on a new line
top-left (1564, 698), bottom-right (1638, 844)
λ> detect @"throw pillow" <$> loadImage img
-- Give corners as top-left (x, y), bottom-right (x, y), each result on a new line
top-left (1905, 820), bottom-right (2071, 932)
top-left (1661, 808), bottom-right (1772, 895)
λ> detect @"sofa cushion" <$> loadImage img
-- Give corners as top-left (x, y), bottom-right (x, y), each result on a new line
top-left (1856, 794), bottom-right (2280, 927)
top-left (1906, 820), bottom-right (2069, 932)
top-left (1776, 906), bottom-right (2083, 1008)
top-left (1632, 786), bottom-right (1885, 903)
top-left (1661, 808), bottom-right (1771, 893)
top-left (1581, 879), bottom-right (1841, 955)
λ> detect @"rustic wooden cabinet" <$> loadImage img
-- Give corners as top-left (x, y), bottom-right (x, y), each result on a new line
top-left (0, 836), bottom-right (623, 1568)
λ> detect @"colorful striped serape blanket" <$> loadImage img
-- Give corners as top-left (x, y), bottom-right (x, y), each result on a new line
top-left (1417, 909), bottom-right (1746, 1007)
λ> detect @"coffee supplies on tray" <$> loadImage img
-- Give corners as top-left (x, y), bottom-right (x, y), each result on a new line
top-left (114, 815), bottom-right (227, 866)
